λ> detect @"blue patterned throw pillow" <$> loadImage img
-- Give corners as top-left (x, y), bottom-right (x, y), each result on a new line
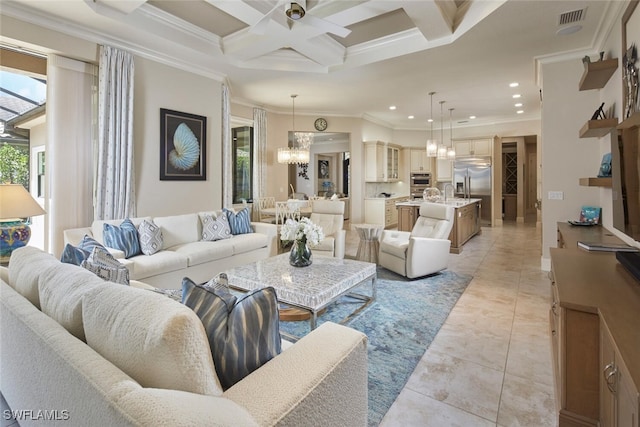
top-left (224, 208), bottom-right (253, 235)
top-left (60, 243), bottom-right (91, 265)
top-left (103, 219), bottom-right (141, 258)
top-left (182, 277), bottom-right (281, 390)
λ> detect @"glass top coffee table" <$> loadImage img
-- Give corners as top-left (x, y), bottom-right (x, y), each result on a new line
top-left (225, 254), bottom-right (377, 332)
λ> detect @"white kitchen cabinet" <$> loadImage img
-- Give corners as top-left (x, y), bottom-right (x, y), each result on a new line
top-left (364, 196), bottom-right (409, 228)
top-left (436, 158), bottom-right (452, 182)
top-left (454, 138), bottom-right (492, 157)
top-left (364, 141), bottom-right (401, 182)
top-left (409, 149), bottom-right (432, 173)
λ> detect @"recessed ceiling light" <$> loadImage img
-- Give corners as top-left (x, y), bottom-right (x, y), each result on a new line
top-left (512, 94), bottom-right (521, 99)
top-left (557, 25), bottom-right (582, 36)
top-left (389, 105), bottom-right (396, 110)
top-left (509, 82), bottom-right (519, 87)
top-left (408, 115), bottom-right (414, 119)
top-left (469, 115), bottom-right (476, 119)
top-left (516, 110), bottom-right (524, 114)
top-left (427, 118), bottom-right (433, 123)
top-left (515, 103), bottom-right (523, 107)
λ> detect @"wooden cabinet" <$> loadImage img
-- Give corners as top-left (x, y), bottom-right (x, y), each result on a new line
top-left (364, 141), bottom-right (401, 182)
top-left (396, 200), bottom-right (481, 253)
top-left (601, 319), bottom-right (640, 427)
top-left (436, 158), bottom-right (452, 182)
top-left (454, 138), bottom-right (492, 157)
top-left (449, 201), bottom-right (480, 253)
top-left (551, 223), bottom-right (640, 427)
top-left (397, 204), bottom-right (417, 231)
top-left (409, 149), bottom-right (432, 173)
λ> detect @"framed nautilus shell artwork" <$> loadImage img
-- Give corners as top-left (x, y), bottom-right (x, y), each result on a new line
top-left (160, 108), bottom-right (207, 180)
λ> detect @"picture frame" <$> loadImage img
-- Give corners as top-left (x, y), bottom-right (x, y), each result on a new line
top-left (160, 108), bottom-right (207, 181)
top-left (318, 159), bottom-right (329, 179)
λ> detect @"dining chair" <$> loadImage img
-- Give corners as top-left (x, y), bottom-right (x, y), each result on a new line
top-left (256, 196), bottom-right (276, 223)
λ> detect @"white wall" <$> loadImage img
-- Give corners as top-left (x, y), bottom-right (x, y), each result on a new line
top-left (134, 57), bottom-right (222, 216)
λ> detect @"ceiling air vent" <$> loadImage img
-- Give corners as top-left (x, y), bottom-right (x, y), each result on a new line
top-left (558, 8), bottom-right (586, 26)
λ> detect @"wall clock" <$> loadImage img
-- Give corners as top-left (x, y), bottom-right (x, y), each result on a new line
top-left (314, 117), bottom-right (328, 131)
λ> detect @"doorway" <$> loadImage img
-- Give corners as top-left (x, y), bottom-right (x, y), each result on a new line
top-left (500, 136), bottom-right (538, 223)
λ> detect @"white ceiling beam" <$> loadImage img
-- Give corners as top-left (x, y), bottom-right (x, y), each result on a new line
top-left (96, 0), bottom-right (148, 15)
top-left (289, 35), bottom-right (346, 67)
top-left (204, 0), bottom-right (271, 26)
top-left (402, 1), bottom-right (453, 41)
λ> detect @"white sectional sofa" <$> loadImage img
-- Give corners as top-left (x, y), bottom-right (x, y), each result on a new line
top-left (0, 246), bottom-right (369, 427)
top-left (64, 211), bottom-right (278, 289)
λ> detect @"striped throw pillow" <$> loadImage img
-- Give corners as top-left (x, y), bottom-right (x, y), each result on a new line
top-left (223, 208), bottom-right (253, 235)
top-left (103, 219), bottom-right (141, 258)
top-left (182, 278), bottom-right (281, 390)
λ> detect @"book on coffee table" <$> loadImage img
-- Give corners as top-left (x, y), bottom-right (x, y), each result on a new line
top-left (577, 241), bottom-right (639, 252)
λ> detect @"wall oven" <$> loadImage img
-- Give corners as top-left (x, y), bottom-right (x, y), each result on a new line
top-left (410, 173), bottom-right (431, 199)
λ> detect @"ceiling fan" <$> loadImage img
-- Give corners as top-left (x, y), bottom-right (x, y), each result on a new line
top-left (250, 0), bottom-right (351, 38)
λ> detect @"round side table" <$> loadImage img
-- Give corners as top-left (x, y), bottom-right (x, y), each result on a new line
top-left (354, 224), bottom-right (383, 263)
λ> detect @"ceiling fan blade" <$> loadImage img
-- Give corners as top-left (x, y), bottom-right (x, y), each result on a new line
top-left (302, 14), bottom-right (351, 38)
top-left (249, 0), bottom-right (285, 35)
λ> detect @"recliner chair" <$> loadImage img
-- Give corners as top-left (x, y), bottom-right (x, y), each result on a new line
top-left (378, 203), bottom-right (455, 278)
top-left (309, 200), bottom-right (346, 259)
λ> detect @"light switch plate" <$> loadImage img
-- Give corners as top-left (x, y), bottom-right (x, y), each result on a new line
top-left (548, 191), bottom-right (564, 200)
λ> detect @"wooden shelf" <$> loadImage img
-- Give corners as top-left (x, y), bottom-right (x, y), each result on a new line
top-left (579, 58), bottom-right (618, 91)
top-left (618, 112), bottom-right (640, 130)
top-left (579, 177), bottom-right (612, 187)
top-left (579, 118), bottom-right (618, 138)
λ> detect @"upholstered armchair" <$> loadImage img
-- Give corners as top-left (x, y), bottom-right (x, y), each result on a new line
top-left (378, 203), bottom-right (455, 278)
top-left (310, 200), bottom-right (346, 259)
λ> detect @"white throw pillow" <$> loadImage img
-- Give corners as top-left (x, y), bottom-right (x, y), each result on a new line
top-left (138, 219), bottom-right (163, 255)
top-left (201, 213), bottom-right (232, 241)
top-left (81, 246), bottom-right (130, 285)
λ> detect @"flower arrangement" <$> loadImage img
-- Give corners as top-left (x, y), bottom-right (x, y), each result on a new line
top-left (280, 217), bottom-right (324, 247)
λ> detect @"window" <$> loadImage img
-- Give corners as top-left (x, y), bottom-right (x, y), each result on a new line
top-left (232, 126), bottom-right (253, 203)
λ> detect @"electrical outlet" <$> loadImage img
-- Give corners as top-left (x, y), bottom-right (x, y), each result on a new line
top-left (548, 191), bottom-right (564, 200)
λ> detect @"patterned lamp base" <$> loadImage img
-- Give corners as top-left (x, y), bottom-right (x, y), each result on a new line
top-left (0, 220), bottom-right (31, 264)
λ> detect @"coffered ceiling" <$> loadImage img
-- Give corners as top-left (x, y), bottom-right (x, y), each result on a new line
top-left (0, 0), bottom-right (625, 130)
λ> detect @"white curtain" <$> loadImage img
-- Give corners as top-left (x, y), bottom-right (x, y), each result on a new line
top-left (222, 84), bottom-right (232, 207)
top-left (46, 55), bottom-right (97, 257)
top-left (253, 107), bottom-right (267, 199)
top-left (94, 45), bottom-right (136, 220)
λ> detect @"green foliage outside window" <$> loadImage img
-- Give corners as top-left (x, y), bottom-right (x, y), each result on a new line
top-left (0, 143), bottom-right (29, 187)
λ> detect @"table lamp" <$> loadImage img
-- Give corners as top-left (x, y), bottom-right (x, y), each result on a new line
top-left (0, 184), bottom-right (46, 263)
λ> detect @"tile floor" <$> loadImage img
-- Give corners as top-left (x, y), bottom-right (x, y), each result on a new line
top-left (346, 221), bottom-right (557, 427)
top-left (1, 221), bottom-right (556, 427)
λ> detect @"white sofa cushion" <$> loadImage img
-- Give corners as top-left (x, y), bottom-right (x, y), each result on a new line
top-left (91, 217), bottom-right (151, 245)
top-left (8, 246), bottom-right (60, 309)
top-left (38, 261), bottom-right (108, 340)
top-left (170, 240), bottom-right (236, 266)
top-left (154, 213), bottom-right (201, 249)
top-left (229, 233), bottom-right (268, 255)
top-left (82, 284), bottom-right (223, 396)
top-left (123, 251), bottom-right (188, 280)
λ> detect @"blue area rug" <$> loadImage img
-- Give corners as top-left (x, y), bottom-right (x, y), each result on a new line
top-left (279, 267), bottom-right (472, 426)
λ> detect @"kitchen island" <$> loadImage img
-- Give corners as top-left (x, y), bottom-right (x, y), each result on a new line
top-left (396, 199), bottom-right (482, 253)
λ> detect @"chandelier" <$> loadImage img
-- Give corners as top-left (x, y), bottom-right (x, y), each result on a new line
top-left (277, 94), bottom-right (311, 164)
top-left (426, 92), bottom-right (438, 157)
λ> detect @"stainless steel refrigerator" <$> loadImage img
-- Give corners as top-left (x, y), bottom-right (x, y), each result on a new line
top-left (453, 157), bottom-right (492, 225)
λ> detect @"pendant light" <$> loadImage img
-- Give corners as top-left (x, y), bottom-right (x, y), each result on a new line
top-left (447, 107), bottom-right (456, 160)
top-left (437, 100), bottom-right (448, 159)
top-left (426, 92), bottom-right (437, 157)
top-left (277, 94), bottom-right (310, 164)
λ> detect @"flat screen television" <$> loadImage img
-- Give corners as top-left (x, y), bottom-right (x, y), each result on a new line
top-left (611, 124), bottom-right (640, 281)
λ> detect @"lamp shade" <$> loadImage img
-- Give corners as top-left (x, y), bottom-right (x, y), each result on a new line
top-left (0, 184), bottom-right (46, 220)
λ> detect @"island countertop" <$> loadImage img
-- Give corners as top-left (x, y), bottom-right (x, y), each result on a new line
top-left (396, 198), bottom-right (482, 208)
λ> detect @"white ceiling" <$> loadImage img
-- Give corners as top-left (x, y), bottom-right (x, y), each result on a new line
top-left (0, 0), bottom-right (624, 130)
